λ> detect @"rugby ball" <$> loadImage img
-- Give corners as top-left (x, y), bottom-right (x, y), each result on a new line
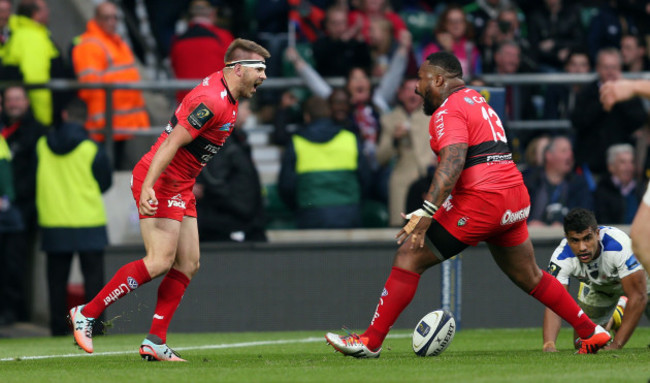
top-left (412, 309), bottom-right (456, 356)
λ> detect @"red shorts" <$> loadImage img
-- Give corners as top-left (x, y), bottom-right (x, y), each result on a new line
top-left (131, 162), bottom-right (197, 222)
top-left (433, 185), bottom-right (530, 247)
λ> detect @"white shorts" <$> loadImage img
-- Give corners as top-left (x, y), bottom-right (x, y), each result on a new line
top-left (576, 283), bottom-right (621, 326)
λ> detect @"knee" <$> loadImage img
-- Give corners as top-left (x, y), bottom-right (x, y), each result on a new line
top-left (393, 246), bottom-right (429, 274)
top-left (144, 254), bottom-right (175, 278)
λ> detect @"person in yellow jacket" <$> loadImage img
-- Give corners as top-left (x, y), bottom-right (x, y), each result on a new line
top-left (72, 1), bottom-right (150, 169)
top-left (0, 0), bottom-right (63, 127)
top-left (36, 98), bottom-right (113, 336)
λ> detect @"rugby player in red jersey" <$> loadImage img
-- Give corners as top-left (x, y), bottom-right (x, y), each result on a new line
top-left (325, 51), bottom-right (611, 357)
top-left (69, 39), bottom-right (270, 361)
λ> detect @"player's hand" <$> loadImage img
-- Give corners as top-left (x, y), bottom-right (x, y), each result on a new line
top-left (602, 341), bottom-right (621, 351)
top-left (139, 187), bottom-right (158, 216)
top-left (600, 79), bottom-right (636, 111)
top-left (396, 211), bottom-right (432, 249)
top-left (542, 341), bottom-right (558, 352)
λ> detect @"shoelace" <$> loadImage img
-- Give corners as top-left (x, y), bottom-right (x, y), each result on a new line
top-left (75, 317), bottom-right (95, 339)
top-left (340, 327), bottom-right (363, 346)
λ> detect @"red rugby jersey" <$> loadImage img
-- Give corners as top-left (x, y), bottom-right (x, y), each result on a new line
top-left (429, 87), bottom-right (522, 191)
top-left (141, 71), bottom-right (238, 184)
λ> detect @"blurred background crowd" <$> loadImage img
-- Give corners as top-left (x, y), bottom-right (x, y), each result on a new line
top-left (1, 0), bottom-right (650, 331)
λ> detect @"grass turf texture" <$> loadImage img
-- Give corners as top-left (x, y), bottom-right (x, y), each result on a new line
top-left (1, 328), bottom-right (649, 382)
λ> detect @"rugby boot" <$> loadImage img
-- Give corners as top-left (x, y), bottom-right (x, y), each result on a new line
top-left (69, 305), bottom-right (95, 353)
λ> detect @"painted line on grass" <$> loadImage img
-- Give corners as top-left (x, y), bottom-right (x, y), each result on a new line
top-left (0, 333), bottom-right (412, 362)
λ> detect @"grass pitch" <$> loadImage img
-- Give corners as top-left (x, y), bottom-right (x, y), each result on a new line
top-left (1, 327), bottom-right (649, 382)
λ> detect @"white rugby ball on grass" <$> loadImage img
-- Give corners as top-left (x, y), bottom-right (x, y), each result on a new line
top-left (412, 309), bottom-right (456, 356)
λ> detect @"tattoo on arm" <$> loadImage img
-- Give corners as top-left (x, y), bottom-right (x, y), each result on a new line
top-left (427, 143), bottom-right (468, 205)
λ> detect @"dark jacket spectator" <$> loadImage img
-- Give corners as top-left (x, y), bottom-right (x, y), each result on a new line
top-left (570, 48), bottom-right (647, 176)
top-left (312, 6), bottom-right (372, 77)
top-left (527, 0), bottom-right (584, 71)
top-left (195, 128), bottom-right (267, 242)
top-left (587, 2), bottom-right (639, 63)
top-left (524, 136), bottom-right (593, 226)
top-left (594, 144), bottom-right (641, 224)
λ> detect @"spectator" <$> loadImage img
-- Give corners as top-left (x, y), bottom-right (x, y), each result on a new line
top-left (0, 85), bottom-right (46, 323)
top-left (1, 0), bottom-right (66, 126)
top-left (0, 92), bottom-right (24, 327)
top-left (527, 0), bottom-right (584, 72)
top-left (271, 88), bottom-right (304, 147)
top-left (521, 134), bottom-right (550, 174)
top-left (594, 144), bottom-right (641, 224)
top-left (524, 136), bottom-right (593, 227)
top-left (278, 96), bottom-right (371, 229)
top-left (35, 98), bottom-right (112, 336)
top-left (194, 100), bottom-right (267, 242)
top-left (349, 0), bottom-right (407, 45)
top-left (419, 4), bottom-right (482, 80)
top-left (492, 40), bottom-right (537, 121)
top-left (0, 0), bottom-right (11, 46)
top-left (620, 34), bottom-right (650, 73)
top-left (543, 49), bottom-right (591, 120)
top-left (368, 16), bottom-right (417, 78)
top-left (464, 0), bottom-right (513, 43)
top-left (376, 78), bottom-right (434, 227)
top-left (72, 1), bottom-right (151, 170)
top-left (587, 1), bottom-right (639, 63)
top-left (479, 5), bottom-right (535, 73)
top-left (170, 0), bottom-right (234, 104)
top-left (312, 5), bottom-right (371, 77)
top-left (570, 48), bottom-right (647, 178)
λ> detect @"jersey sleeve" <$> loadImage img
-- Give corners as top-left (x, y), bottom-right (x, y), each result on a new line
top-left (174, 94), bottom-right (220, 140)
top-left (434, 102), bottom-right (469, 150)
top-left (547, 242), bottom-right (574, 286)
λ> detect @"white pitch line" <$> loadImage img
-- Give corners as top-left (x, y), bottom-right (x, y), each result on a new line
top-left (0, 333), bottom-right (412, 362)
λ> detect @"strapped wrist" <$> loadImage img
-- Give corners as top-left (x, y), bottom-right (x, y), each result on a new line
top-left (422, 200), bottom-right (438, 216)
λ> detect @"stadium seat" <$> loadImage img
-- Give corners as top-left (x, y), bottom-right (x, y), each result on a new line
top-left (400, 10), bottom-right (437, 45)
top-left (263, 183), bottom-right (297, 229)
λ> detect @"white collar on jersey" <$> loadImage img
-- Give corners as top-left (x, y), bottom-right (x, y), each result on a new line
top-left (225, 60), bottom-right (266, 69)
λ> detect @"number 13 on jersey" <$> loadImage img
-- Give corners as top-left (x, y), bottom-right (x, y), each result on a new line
top-left (481, 106), bottom-right (507, 144)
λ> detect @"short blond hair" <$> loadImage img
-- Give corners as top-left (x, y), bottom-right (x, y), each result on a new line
top-left (224, 39), bottom-right (271, 63)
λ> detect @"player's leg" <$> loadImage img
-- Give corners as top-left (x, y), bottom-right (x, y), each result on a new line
top-left (488, 239), bottom-right (610, 353)
top-left (326, 220), bottom-right (467, 357)
top-left (140, 216), bottom-right (198, 362)
top-left (630, 197), bottom-right (650, 272)
top-left (70, 218), bottom-right (180, 353)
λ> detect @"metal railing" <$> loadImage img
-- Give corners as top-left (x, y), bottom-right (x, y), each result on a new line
top-left (5, 71), bottom-right (650, 157)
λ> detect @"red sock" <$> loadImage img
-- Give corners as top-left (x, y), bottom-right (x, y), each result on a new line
top-left (362, 267), bottom-right (420, 350)
top-left (82, 260), bottom-right (152, 319)
top-left (530, 271), bottom-right (596, 338)
top-left (148, 268), bottom-right (190, 343)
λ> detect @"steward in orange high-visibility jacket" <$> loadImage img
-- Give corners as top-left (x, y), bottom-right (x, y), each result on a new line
top-left (72, 16), bottom-right (150, 142)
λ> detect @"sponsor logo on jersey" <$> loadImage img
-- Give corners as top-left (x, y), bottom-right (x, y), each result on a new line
top-left (547, 262), bottom-right (561, 277)
top-left (103, 283), bottom-right (132, 306)
top-left (500, 206), bottom-right (530, 225)
top-left (625, 255), bottom-right (640, 270)
top-left (457, 216), bottom-right (469, 226)
top-left (168, 194), bottom-right (186, 209)
top-left (187, 103), bottom-right (214, 130)
top-left (381, 288), bottom-right (388, 297)
top-left (434, 109), bottom-right (448, 138)
top-left (219, 122), bottom-right (232, 132)
top-left (127, 276), bottom-right (139, 289)
top-left (202, 77), bottom-right (209, 86)
top-left (463, 97), bottom-right (474, 105)
top-left (221, 89), bottom-right (227, 99)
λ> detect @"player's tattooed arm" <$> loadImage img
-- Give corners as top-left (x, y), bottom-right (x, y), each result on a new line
top-left (427, 143), bottom-right (467, 205)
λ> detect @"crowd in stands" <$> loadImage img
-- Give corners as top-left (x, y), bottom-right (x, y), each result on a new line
top-left (1, 0), bottom-right (650, 328)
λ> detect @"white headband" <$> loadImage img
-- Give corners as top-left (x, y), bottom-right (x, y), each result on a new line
top-left (225, 60), bottom-right (266, 69)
